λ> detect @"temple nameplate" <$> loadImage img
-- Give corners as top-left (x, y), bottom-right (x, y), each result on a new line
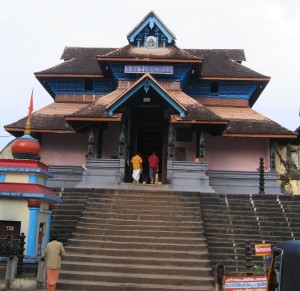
top-left (125, 65), bottom-right (174, 75)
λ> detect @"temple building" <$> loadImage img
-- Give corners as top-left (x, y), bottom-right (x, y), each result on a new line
top-left (3, 11), bottom-right (297, 194)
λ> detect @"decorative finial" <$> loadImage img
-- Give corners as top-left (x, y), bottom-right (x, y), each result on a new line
top-left (24, 89), bottom-right (34, 135)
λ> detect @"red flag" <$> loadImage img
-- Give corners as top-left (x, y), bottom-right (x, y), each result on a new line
top-left (28, 89), bottom-right (33, 118)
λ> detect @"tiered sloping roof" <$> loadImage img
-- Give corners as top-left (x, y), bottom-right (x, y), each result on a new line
top-left (7, 39), bottom-right (295, 139)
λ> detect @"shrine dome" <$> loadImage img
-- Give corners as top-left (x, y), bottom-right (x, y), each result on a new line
top-left (11, 134), bottom-right (40, 160)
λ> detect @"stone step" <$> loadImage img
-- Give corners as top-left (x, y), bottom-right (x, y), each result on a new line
top-left (78, 216), bottom-right (203, 227)
top-left (67, 238), bottom-right (207, 252)
top-left (70, 233), bottom-right (207, 244)
top-left (87, 194), bottom-right (201, 203)
top-left (81, 211), bottom-right (202, 221)
top-left (65, 246), bottom-right (209, 260)
top-left (57, 279), bottom-right (214, 290)
top-left (64, 253), bottom-right (211, 267)
top-left (62, 261), bottom-right (212, 277)
top-left (74, 225), bottom-right (204, 238)
top-left (75, 221), bottom-right (203, 232)
top-left (84, 203), bottom-right (202, 213)
top-left (59, 270), bottom-right (214, 288)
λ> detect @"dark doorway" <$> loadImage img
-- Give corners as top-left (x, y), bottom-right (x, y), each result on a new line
top-left (129, 106), bottom-right (165, 183)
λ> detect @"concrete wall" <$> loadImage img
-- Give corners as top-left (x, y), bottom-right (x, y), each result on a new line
top-left (102, 123), bottom-right (120, 159)
top-left (206, 135), bottom-right (270, 171)
top-left (40, 133), bottom-right (88, 166)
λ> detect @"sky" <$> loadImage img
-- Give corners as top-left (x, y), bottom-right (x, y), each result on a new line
top-left (0, 0), bottom-right (299, 150)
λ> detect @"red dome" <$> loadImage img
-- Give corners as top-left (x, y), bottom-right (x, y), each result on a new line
top-left (11, 134), bottom-right (40, 160)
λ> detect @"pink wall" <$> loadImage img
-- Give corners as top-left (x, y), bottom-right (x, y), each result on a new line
top-left (40, 133), bottom-right (88, 166)
top-left (102, 123), bottom-right (120, 158)
top-left (174, 132), bottom-right (196, 161)
top-left (206, 135), bottom-right (270, 171)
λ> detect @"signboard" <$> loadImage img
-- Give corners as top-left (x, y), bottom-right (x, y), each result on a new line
top-left (225, 276), bottom-right (267, 291)
top-left (255, 244), bottom-right (271, 256)
top-left (124, 65), bottom-right (174, 75)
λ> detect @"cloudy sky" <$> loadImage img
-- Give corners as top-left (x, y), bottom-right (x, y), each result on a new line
top-left (0, 0), bottom-right (299, 150)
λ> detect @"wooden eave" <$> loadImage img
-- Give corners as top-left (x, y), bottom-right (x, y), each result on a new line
top-left (97, 57), bottom-right (202, 64)
top-left (65, 116), bottom-right (121, 122)
top-left (170, 117), bottom-right (228, 125)
top-left (35, 74), bottom-right (104, 78)
top-left (200, 77), bottom-right (271, 81)
top-left (4, 128), bottom-right (75, 134)
top-left (222, 133), bottom-right (298, 138)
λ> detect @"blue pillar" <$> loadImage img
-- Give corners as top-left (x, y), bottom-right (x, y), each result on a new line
top-left (24, 200), bottom-right (40, 263)
top-left (29, 174), bottom-right (38, 183)
top-left (45, 204), bottom-right (53, 245)
top-left (0, 173), bottom-right (6, 182)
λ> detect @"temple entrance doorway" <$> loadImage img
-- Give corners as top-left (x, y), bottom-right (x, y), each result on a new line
top-left (128, 106), bottom-right (167, 184)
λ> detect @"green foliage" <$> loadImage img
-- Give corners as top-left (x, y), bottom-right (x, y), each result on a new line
top-left (275, 144), bottom-right (300, 194)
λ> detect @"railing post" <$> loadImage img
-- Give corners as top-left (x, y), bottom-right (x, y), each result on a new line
top-left (5, 255), bottom-right (18, 289)
top-left (259, 157), bottom-right (265, 194)
top-left (214, 263), bottom-right (225, 291)
top-left (37, 257), bottom-right (47, 289)
top-left (17, 232), bottom-right (26, 274)
top-left (245, 240), bottom-right (253, 276)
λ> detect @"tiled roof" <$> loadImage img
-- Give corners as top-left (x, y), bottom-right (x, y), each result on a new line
top-left (186, 49), bottom-right (269, 79)
top-left (208, 106), bottom-right (297, 137)
top-left (66, 90), bottom-right (126, 120)
top-left (35, 47), bottom-right (113, 76)
top-left (97, 45), bottom-right (202, 62)
top-left (4, 103), bottom-right (86, 133)
top-left (167, 90), bottom-right (227, 124)
top-left (34, 46), bottom-right (268, 80)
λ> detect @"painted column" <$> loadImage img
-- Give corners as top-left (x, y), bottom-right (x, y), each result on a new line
top-left (199, 129), bottom-right (206, 162)
top-left (45, 203), bottom-right (54, 245)
top-left (87, 128), bottom-right (95, 158)
top-left (168, 123), bottom-right (174, 160)
top-left (24, 199), bottom-right (40, 263)
top-left (96, 128), bottom-right (103, 159)
top-left (119, 117), bottom-right (126, 159)
top-left (270, 142), bottom-right (276, 170)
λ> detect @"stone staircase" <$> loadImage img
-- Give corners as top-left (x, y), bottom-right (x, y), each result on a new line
top-left (51, 188), bottom-right (91, 245)
top-left (55, 189), bottom-right (215, 290)
top-left (199, 193), bottom-right (300, 276)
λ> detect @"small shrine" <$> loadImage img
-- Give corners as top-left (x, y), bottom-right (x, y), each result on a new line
top-left (0, 115), bottom-right (61, 263)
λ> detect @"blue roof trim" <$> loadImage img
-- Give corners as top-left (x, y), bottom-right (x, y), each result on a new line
top-left (0, 192), bottom-right (62, 203)
top-left (149, 81), bottom-right (186, 117)
top-left (108, 82), bottom-right (145, 116)
top-left (107, 78), bottom-right (186, 117)
top-left (0, 168), bottom-right (54, 178)
top-left (128, 15), bottom-right (175, 44)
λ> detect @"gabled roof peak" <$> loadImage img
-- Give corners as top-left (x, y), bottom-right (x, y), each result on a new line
top-left (127, 11), bottom-right (176, 48)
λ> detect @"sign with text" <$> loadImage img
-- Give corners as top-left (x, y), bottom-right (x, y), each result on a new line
top-left (124, 65), bottom-right (174, 75)
top-left (225, 276), bottom-right (267, 291)
top-left (255, 244), bottom-right (271, 256)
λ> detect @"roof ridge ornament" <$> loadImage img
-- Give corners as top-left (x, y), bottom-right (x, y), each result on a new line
top-left (144, 79), bottom-right (150, 93)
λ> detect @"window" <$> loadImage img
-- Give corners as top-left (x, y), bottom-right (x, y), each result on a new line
top-left (210, 82), bottom-right (219, 94)
top-left (176, 128), bottom-right (192, 142)
top-left (84, 79), bottom-right (93, 91)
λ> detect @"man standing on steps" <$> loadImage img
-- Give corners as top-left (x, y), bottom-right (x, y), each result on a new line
top-left (44, 234), bottom-right (65, 291)
top-left (148, 150), bottom-right (159, 184)
top-left (131, 152), bottom-right (143, 183)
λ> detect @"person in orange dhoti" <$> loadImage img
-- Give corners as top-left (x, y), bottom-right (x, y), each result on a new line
top-left (44, 234), bottom-right (65, 291)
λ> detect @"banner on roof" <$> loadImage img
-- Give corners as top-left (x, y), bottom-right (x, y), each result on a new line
top-left (225, 276), bottom-right (267, 291)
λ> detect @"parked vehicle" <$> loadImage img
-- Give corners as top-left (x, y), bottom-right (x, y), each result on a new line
top-left (267, 240), bottom-right (300, 291)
